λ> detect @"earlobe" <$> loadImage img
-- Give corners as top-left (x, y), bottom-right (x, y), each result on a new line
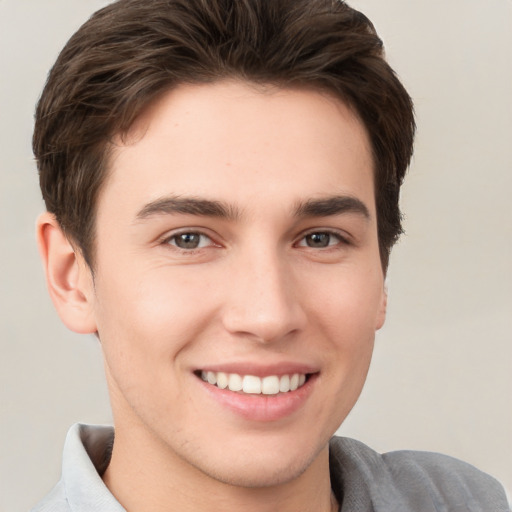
top-left (375, 286), bottom-right (388, 331)
top-left (36, 212), bottom-right (97, 334)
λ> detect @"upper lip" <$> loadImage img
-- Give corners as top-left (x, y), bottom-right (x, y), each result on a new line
top-left (195, 362), bottom-right (319, 378)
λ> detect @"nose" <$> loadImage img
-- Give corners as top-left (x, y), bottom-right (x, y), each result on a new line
top-left (221, 247), bottom-right (306, 343)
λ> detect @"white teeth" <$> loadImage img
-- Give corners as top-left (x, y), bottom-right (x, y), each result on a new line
top-left (228, 373), bottom-right (243, 392)
top-left (243, 375), bottom-right (261, 394)
top-left (200, 371), bottom-right (308, 395)
top-left (279, 374), bottom-right (290, 392)
top-left (290, 373), bottom-right (299, 391)
top-left (262, 376), bottom-right (280, 395)
top-left (216, 372), bottom-right (228, 389)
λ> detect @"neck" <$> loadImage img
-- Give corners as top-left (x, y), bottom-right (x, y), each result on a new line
top-left (103, 422), bottom-right (337, 512)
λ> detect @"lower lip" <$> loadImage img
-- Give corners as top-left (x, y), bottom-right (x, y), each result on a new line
top-left (197, 374), bottom-right (317, 422)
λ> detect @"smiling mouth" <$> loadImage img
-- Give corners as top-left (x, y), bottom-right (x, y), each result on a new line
top-left (197, 370), bottom-right (311, 395)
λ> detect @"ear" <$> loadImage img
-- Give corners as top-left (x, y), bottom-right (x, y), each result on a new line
top-left (375, 284), bottom-right (388, 331)
top-left (36, 212), bottom-right (97, 334)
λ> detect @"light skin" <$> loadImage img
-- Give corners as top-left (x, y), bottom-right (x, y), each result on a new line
top-left (38, 81), bottom-right (387, 512)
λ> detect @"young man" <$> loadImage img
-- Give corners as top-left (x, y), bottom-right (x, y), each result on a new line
top-left (31, 0), bottom-right (508, 510)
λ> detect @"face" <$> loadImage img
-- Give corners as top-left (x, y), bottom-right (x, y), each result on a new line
top-left (86, 81), bottom-right (386, 487)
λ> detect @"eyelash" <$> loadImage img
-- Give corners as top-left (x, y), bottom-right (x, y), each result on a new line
top-left (160, 228), bottom-right (350, 253)
top-left (295, 230), bottom-right (350, 249)
top-left (162, 230), bottom-right (217, 252)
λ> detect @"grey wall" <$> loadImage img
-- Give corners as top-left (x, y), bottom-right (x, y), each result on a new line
top-left (1, 1), bottom-right (510, 510)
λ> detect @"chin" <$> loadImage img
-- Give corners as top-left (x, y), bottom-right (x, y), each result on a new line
top-left (184, 434), bottom-right (329, 489)
top-left (198, 454), bottom-right (312, 488)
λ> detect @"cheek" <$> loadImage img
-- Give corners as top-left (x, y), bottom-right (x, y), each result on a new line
top-left (306, 265), bottom-right (384, 336)
top-left (302, 264), bottom-right (383, 383)
top-left (92, 266), bottom-right (216, 375)
top-left (93, 269), bottom-right (218, 424)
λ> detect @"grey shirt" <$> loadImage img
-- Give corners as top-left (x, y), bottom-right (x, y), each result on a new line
top-left (32, 423), bottom-right (509, 511)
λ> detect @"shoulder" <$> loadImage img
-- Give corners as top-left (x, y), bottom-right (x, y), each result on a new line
top-left (329, 436), bottom-right (509, 512)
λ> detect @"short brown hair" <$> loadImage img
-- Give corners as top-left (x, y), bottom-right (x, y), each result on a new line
top-left (34, 0), bottom-right (415, 269)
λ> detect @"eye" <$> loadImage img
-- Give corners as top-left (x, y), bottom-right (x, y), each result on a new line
top-left (165, 232), bottom-right (213, 250)
top-left (297, 231), bottom-right (345, 249)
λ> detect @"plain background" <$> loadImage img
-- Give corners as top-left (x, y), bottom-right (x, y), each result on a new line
top-left (1, 0), bottom-right (511, 510)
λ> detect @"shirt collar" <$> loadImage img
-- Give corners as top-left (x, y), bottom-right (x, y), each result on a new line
top-left (62, 423), bottom-right (125, 511)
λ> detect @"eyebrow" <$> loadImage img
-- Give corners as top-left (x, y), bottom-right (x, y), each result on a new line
top-left (135, 196), bottom-right (241, 221)
top-left (135, 194), bottom-right (370, 222)
top-left (294, 195), bottom-right (370, 220)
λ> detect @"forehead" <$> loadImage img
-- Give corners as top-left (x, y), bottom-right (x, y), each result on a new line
top-left (100, 80), bottom-right (375, 219)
